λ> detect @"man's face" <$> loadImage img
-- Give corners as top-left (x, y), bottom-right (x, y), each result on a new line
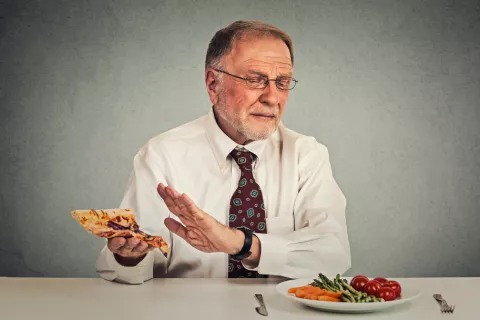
top-left (209, 36), bottom-right (293, 144)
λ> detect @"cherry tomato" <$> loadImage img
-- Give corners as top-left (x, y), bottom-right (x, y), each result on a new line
top-left (351, 274), bottom-right (369, 282)
top-left (373, 277), bottom-right (388, 284)
top-left (377, 286), bottom-right (397, 301)
top-left (382, 280), bottom-right (402, 297)
top-left (350, 275), bottom-right (369, 292)
top-left (364, 280), bottom-right (381, 296)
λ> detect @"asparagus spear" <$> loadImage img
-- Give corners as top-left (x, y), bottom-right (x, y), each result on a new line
top-left (312, 279), bottom-right (325, 289)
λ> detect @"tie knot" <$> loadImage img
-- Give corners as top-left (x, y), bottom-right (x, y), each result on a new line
top-left (230, 149), bottom-right (256, 167)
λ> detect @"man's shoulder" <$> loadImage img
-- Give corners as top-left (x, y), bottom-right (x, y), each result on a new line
top-left (138, 114), bottom-right (208, 155)
top-left (279, 124), bottom-right (329, 156)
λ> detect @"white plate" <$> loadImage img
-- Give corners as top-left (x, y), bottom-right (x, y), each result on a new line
top-left (276, 277), bottom-right (422, 313)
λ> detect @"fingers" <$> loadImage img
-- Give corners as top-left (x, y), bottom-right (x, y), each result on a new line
top-left (132, 240), bottom-right (149, 254)
top-left (166, 185), bottom-right (181, 198)
top-left (157, 183), bottom-right (177, 208)
top-left (124, 237), bottom-right (140, 249)
top-left (164, 217), bottom-right (187, 239)
top-left (164, 218), bottom-right (207, 249)
top-left (108, 237), bottom-right (126, 251)
top-left (158, 183), bottom-right (198, 222)
top-left (107, 237), bottom-right (151, 258)
top-left (161, 184), bottom-right (202, 215)
top-left (168, 189), bottom-right (194, 213)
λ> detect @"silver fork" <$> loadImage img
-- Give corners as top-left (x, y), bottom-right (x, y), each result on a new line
top-left (433, 294), bottom-right (455, 313)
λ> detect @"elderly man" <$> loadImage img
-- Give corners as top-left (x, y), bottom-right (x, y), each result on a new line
top-left (96, 20), bottom-right (351, 284)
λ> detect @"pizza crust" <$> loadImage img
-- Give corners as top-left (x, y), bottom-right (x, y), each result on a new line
top-left (71, 208), bottom-right (169, 257)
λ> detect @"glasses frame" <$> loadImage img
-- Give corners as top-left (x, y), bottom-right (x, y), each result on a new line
top-left (213, 68), bottom-right (298, 90)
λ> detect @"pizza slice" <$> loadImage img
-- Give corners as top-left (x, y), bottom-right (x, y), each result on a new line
top-left (71, 208), bottom-right (169, 257)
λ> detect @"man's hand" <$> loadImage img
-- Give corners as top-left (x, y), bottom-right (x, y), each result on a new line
top-left (107, 237), bottom-right (151, 267)
top-left (157, 183), bottom-right (244, 255)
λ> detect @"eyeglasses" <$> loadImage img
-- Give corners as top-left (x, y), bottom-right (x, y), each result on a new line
top-left (213, 69), bottom-right (298, 90)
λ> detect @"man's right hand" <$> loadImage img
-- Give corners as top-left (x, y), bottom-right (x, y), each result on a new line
top-left (108, 237), bottom-right (152, 267)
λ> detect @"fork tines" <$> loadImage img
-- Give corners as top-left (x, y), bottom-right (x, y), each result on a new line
top-left (442, 305), bottom-right (455, 313)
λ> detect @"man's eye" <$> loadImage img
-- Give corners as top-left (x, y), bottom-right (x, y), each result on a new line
top-left (277, 78), bottom-right (291, 87)
top-left (246, 77), bottom-right (265, 84)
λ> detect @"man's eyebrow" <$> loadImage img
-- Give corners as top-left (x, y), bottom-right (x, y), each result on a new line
top-left (277, 71), bottom-right (293, 77)
top-left (245, 70), bottom-right (269, 77)
top-left (245, 69), bottom-right (293, 78)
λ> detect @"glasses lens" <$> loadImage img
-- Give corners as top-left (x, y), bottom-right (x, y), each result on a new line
top-left (276, 78), bottom-right (297, 90)
top-left (245, 77), bottom-right (297, 90)
top-left (288, 80), bottom-right (297, 90)
top-left (246, 77), bottom-right (267, 89)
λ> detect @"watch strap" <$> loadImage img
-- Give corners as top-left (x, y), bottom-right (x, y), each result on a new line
top-left (230, 227), bottom-right (253, 261)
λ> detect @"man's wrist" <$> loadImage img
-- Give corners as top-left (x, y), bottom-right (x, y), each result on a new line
top-left (114, 253), bottom-right (147, 267)
top-left (227, 228), bottom-right (260, 267)
top-left (243, 234), bottom-right (260, 268)
top-left (228, 229), bottom-right (245, 255)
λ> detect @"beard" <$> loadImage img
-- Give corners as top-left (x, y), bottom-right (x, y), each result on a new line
top-left (214, 87), bottom-right (279, 142)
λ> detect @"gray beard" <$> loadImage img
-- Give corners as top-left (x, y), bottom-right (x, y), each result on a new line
top-left (214, 89), bottom-right (276, 142)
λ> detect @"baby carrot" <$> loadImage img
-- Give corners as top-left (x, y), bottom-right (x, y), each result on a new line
top-left (317, 296), bottom-right (340, 302)
top-left (295, 289), bottom-right (306, 298)
top-left (314, 287), bottom-right (326, 295)
top-left (323, 291), bottom-right (343, 298)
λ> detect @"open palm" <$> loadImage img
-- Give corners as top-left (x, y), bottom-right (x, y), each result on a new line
top-left (157, 183), bottom-right (241, 255)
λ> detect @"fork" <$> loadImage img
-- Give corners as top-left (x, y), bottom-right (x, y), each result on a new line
top-left (433, 294), bottom-right (455, 313)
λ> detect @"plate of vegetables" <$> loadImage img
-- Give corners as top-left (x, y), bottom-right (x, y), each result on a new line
top-left (276, 273), bottom-right (421, 313)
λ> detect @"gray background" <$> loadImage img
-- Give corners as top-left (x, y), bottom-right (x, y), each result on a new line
top-left (1, 0), bottom-right (479, 278)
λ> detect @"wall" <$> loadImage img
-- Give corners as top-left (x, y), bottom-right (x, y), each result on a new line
top-left (1, 0), bottom-right (479, 277)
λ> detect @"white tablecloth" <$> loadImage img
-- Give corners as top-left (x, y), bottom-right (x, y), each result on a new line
top-left (0, 277), bottom-right (475, 319)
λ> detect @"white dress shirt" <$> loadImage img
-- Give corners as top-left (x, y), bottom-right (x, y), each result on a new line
top-left (96, 108), bottom-right (352, 284)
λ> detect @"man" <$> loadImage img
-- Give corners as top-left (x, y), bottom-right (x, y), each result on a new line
top-left (96, 20), bottom-right (351, 284)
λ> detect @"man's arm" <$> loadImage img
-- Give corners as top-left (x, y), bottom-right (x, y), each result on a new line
top-left (96, 145), bottom-right (171, 284)
top-left (242, 141), bottom-right (352, 278)
top-left (157, 139), bottom-right (351, 279)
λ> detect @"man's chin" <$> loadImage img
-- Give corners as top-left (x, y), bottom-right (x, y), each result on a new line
top-left (243, 126), bottom-right (277, 141)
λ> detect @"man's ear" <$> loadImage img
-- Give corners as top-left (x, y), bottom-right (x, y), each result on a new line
top-left (205, 69), bottom-right (219, 105)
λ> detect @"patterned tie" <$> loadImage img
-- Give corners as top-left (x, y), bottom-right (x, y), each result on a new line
top-left (228, 149), bottom-right (268, 278)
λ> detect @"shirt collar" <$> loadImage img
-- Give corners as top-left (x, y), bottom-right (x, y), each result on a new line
top-left (205, 107), bottom-right (269, 169)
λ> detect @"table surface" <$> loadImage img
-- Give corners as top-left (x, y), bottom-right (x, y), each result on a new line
top-left (0, 277), bottom-right (476, 319)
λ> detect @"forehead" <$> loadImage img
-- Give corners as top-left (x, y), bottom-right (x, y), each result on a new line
top-left (225, 36), bottom-right (293, 74)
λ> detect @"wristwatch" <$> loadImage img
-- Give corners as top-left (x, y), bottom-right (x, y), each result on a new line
top-left (230, 226), bottom-right (253, 261)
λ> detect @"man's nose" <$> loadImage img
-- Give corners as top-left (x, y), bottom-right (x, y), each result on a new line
top-left (259, 81), bottom-right (279, 107)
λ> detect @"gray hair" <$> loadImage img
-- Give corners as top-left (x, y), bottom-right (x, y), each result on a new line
top-left (205, 20), bottom-right (294, 70)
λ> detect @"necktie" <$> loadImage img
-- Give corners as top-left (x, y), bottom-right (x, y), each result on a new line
top-left (228, 149), bottom-right (268, 278)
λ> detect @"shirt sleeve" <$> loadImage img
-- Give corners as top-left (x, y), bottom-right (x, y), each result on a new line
top-left (243, 140), bottom-right (352, 279)
top-left (95, 144), bottom-right (172, 284)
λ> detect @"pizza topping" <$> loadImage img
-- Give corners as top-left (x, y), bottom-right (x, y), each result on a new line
top-left (106, 221), bottom-right (155, 240)
top-left (136, 230), bottom-right (155, 240)
top-left (90, 209), bottom-right (99, 218)
top-left (107, 221), bottom-right (131, 231)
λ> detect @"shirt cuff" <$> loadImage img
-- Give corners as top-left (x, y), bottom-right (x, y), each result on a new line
top-left (242, 233), bottom-right (289, 276)
top-left (97, 247), bottom-right (154, 284)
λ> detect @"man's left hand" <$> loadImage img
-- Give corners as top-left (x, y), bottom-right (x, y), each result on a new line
top-left (157, 183), bottom-right (244, 255)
